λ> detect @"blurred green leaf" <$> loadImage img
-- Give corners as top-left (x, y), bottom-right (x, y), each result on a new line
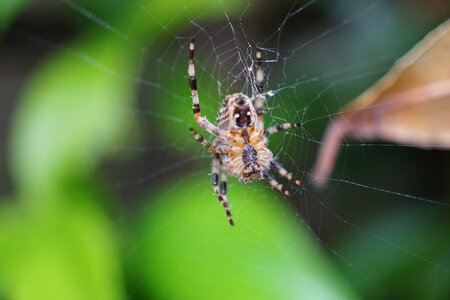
top-left (10, 35), bottom-right (137, 202)
top-left (129, 176), bottom-right (359, 300)
top-left (0, 195), bottom-right (123, 300)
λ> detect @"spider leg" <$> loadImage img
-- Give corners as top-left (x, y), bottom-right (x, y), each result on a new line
top-left (264, 122), bottom-right (302, 136)
top-left (263, 171), bottom-right (291, 196)
top-left (212, 153), bottom-right (234, 226)
top-left (271, 160), bottom-right (303, 187)
top-left (189, 127), bottom-right (213, 152)
top-left (188, 39), bottom-right (227, 139)
top-left (254, 50), bottom-right (265, 127)
top-left (220, 171), bottom-right (227, 197)
top-left (219, 167), bottom-right (233, 225)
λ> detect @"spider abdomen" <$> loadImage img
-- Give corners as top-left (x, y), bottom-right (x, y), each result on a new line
top-left (220, 127), bottom-right (273, 183)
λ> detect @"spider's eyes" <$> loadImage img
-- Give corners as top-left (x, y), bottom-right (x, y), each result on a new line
top-left (234, 108), bottom-right (253, 127)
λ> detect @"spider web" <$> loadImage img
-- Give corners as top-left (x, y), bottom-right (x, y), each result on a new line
top-left (5, 0), bottom-right (450, 299)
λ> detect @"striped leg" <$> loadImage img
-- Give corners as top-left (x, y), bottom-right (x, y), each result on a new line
top-left (264, 122), bottom-right (302, 136)
top-left (263, 171), bottom-right (290, 197)
top-left (212, 154), bottom-right (234, 226)
top-left (219, 171), bottom-right (233, 225)
top-left (189, 127), bottom-right (213, 152)
top-left (271, 160), bottom-right (303, 187)
top-left (188, 38), bottom-right (226, 139)
top-left (254, 50), bottom-right (265, 127)
top-left (220, 172), bottom-right (227, 197)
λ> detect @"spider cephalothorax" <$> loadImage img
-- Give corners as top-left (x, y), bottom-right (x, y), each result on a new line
top-left (219, 93), bottom-right (256, 129)
top-left (188, 38), bottom-right (303, 225)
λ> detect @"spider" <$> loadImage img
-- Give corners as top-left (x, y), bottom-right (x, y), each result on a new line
top-left (188, 38), bottom-right (302, 226)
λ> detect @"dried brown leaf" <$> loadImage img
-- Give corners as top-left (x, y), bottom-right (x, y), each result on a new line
top-left (311, 19), bottom-right (450, 186)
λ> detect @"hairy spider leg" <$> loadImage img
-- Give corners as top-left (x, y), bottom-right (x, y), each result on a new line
top-left (271, 160), bottom-right (303, 187)
top-left (189, 127), bottom-right (213, 152)
top-left (212, 153), bottom-right (234, 226)
top-left (254, 50), bottom-right (265, 127)
top-left (263, 171), bottom-right (290, 196)
top-left (265, 122), bottom-right (302, 136)
top-left (188, 38), bottom-right (227, 139)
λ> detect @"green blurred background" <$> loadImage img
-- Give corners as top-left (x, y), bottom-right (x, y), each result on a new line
top-left (0, 0), bottom-right (449, 299)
